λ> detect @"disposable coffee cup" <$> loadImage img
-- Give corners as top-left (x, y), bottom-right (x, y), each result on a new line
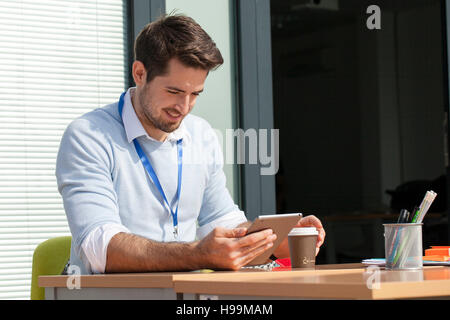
top-left (288, 227), bottom-right (318, 268)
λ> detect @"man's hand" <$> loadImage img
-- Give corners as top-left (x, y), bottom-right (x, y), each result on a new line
top-left (296, 215), bottom-right (326, 256)
top-left (273, 215), bottom-right (326, 259)
top-left (105, 226), bottom-right (277, 273)
top-left (195, 226), bottom-right (277, 270)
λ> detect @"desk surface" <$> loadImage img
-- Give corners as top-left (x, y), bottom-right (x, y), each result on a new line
top-left (39, 263), bottom-right (450, 300)
top-left (174, 265), bottom-right (450, 299)
top-left (38, 263), bottom-right (360, 289)
top-left (39, 271), bottom-right (191, 289)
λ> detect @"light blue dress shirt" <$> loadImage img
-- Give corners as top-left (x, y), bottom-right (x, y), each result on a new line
top-left (56, 88), bottom-right (246, 274)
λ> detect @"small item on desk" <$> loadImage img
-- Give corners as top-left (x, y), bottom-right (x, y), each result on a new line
top-left (385, 208), bottom-right (409, 265)
top-left (384, 191), bottom-right (437, 270)
top-left (275, 258), bottom-right (291, 267)
top-left (411, 190), bottom-right (437, 223)
top-left (397, 209), bottom-right (410, 223)
top-left (425, 246), bottom-right (450, 256)
top-left (409, 206), bottom-right (419, 223)
top-left (423, 255), bottom-right (450, 262)
top-left (384, 222), bottom-right (423, 270)
top-left (410, 206), bottom-right (421, 224)
top-left (424, 245), bottom-right (450, 262)
top-left (270, 258), bottom-right (291, 271)
top-left (362, 258), bottom-right (385, 266)
top-left (288, 227), bottom-right (318, 269)
top-left (192, 269), bottom-right (215, 273)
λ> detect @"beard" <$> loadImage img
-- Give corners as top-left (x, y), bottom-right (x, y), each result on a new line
top-left (137, 88), bottom-right (183, 134)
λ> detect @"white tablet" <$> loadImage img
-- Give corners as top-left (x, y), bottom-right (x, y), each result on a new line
top-left (245, 213), bottom-right (303, 266)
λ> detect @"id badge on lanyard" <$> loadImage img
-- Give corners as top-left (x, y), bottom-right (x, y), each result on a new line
top-left (118, 91), bottom-right (183, 239)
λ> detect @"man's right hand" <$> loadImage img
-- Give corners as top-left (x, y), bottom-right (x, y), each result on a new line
top-left (195, 226), bottom-right (277, 270)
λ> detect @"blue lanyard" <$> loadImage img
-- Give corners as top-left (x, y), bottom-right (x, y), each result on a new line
top-left (118, 92), bottom-right (183, 238)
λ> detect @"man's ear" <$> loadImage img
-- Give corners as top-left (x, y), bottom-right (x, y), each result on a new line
top-left (132, 61), bottom-right (147, 87)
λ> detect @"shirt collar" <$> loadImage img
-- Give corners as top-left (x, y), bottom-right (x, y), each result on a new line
top-left (121, 88), bottom-right (191, 144)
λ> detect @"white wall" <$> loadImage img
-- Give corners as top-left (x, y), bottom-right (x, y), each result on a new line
top-left (165, 0), bottom-right (239, 204)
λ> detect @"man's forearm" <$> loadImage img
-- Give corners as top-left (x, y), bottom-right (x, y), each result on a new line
top-left (105, 232), bottom-right (205, 273)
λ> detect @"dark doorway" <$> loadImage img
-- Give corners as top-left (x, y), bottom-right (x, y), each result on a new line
top-left (271, 0), bottom-right (449, 263)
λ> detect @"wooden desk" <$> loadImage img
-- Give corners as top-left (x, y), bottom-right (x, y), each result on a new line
top-left (39, 263), bottom-right (450, 300)
top-left (39, 272), bottom-right (190, 300)
top-left (38, 265), bottom-right (351, 300)
top-left (174, 264), bottom-right (450, 300)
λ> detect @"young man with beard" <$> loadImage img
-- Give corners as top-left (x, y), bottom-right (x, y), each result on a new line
top-left (56, 14), bottom-right (325, 274)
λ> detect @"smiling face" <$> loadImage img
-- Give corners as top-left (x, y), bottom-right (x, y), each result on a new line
top-left (132, 58), bottom-right (208, 141)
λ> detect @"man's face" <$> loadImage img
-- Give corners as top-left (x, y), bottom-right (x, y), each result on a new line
top-left (135, 58), bottom-right (208, 135)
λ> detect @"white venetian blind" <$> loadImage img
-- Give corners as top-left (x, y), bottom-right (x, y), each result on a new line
top-left (0, 0), bottom-right (128, 299)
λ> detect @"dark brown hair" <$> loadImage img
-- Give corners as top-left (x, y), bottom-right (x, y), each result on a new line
top-left (134, 14), bottom-right (224, 83)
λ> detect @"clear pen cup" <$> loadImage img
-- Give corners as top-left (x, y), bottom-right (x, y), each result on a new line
top-left (383, 223), bottom-right (423, 270)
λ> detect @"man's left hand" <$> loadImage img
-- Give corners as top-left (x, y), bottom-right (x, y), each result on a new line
top-left (273, 215), bottom-right (326, 259)
top-left (295, 215), bottom-right (326, 256)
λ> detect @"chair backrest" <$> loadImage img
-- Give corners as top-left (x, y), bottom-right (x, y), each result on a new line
top-left (30, 236), bottom-right (71, 300)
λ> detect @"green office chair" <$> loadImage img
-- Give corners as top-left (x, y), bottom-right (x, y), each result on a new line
top-left (30, 236), bottom-right (71, 300)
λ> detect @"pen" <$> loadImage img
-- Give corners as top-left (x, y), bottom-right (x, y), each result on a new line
top-left (394, 191), bottom-right (437, 268)
top-left (409, 206), bottom-right (419, 223)
top-left (410, 206), bottom-right (421, 223)
top-left (417, 191), bottom-right (437, 223)
top-left (393, 204), bottom-right (422, 266)
top-left (403, 211), bottom-right (410, 223)
top-left (397, 209), bottom-right (409, 223)
top-left (387, 209), bottom-right (410, 264)
top-left (411, 191), bottom-right (437, 223)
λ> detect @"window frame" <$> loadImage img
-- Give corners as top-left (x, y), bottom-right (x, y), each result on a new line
top-left (129, 0), bottom-right (277, 220)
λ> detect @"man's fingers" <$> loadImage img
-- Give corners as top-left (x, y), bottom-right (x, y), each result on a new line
top-left (298, 215), bottom-right (323, 229)
top-left (208, 226), bottom-right (280, 270)
top-left (215, 226), bottom-right (247, 238)
top-left (222, 228), bottom-right (277, 269)
top-left (236, 228), bottom-right (274, 247)
top-left (235, 232), bottom-right (277, 267)
top-left (237, 233), bottom-right (277, 256)
top-left (237, 241), bottom-right (274, 268)
top-left (315, 226), bottom-right (326, 247)
top-left (296, 215), bottom-right (326, 248)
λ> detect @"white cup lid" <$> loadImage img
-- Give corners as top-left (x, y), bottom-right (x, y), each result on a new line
top-left (288, 227), bottom-right (318, 236)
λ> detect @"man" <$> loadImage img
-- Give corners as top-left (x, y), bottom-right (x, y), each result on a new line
top-left (56, 14), bottom-right (325, 274)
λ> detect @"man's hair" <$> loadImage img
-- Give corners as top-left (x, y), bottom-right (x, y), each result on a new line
top-left (134, 14), bottom-right (224, 83)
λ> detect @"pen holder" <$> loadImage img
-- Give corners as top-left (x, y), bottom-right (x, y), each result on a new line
top-left (383, 223), bottom-right (423, 270)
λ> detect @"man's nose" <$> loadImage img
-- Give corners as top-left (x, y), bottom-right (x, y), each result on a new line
top-left (177, 94), bottom-right (191, 113)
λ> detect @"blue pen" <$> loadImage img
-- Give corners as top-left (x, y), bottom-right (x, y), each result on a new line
top-left (387, 209), bottom-right (410, 265)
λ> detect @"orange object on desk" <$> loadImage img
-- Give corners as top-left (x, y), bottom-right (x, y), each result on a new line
top-left (425, 246), bottom-right (450, 256)
top-left (423, 255), bottom-right (450, 262)
top-left (424, 245), bottom-right (450, 262)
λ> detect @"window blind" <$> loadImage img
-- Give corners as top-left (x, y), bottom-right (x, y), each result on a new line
top-left (0, 0), bottom-right (128, 299)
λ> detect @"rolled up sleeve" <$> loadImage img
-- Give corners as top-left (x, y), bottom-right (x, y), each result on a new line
top-left (56, 117), bottom-right (124, 261)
